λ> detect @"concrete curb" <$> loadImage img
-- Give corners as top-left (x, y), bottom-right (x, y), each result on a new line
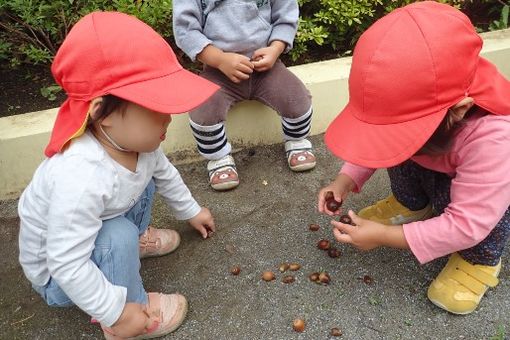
top-left (1, 29), bottom-right (509, 199)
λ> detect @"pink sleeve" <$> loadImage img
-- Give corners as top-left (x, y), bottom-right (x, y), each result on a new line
top-left (403, 121), bottom-right (510, 264)
top-left (340, 162), bottom-right (376, 193)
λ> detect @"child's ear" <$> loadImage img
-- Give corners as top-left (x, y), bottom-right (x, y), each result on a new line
top-left (449, 97), bottom-right (474, 123)
top-left (88, 97), bottom-right (104, 120)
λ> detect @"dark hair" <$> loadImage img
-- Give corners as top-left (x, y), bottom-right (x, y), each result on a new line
top-left (87, 94), bottom-right (127, 127)
top-left (415, 105), bottom-right (480, 156)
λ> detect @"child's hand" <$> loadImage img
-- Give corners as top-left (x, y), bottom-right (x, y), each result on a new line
top-left (317, 173), bottom-right (356, 215)
top-left (188, 207), bottom-right (216, 239)
top-left (110, 302), bottom-right (155, 338)
top-left (217, 52), bottom-right (254, 83)
top-left (331, 210), bottom-right (409, 251)
top-left (251, 41), bottom-right (286, 72)
top-left (331, 210), bottom-right (386, 251)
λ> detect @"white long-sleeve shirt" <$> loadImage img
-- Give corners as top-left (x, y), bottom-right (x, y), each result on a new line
top-left (18, 131), bottom-right (201, 326)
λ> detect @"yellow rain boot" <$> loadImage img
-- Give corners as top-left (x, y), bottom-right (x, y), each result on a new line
top-left (358, 194), bottom-right (433, 225)
top-left (427, 253), bottom-right (501, 315)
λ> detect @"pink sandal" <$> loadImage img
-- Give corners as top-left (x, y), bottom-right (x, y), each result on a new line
top-left (102, 292), bottom-right (188, 339)
top-left (139, 226), bottom-right (180, 259)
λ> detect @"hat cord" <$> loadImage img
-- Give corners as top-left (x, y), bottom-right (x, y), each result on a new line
top-left (98, 124), bottom-right (132, 152)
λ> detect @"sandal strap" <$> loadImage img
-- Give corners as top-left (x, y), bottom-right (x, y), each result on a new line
top-left (207, 155), bottom-right (237, 179)
top-left (285, 139), bottom-right (312, 159)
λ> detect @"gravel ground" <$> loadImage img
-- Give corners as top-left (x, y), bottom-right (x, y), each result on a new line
top-left (1, 134), bottom-right (508, 340)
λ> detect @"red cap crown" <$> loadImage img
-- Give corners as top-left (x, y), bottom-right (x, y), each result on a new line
top-left (325, 1), bottom-right (510, 168)
top-left (45, 12), bottom-right (219, 157)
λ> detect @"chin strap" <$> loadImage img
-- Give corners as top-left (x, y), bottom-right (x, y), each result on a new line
top-left (99, 124), bottom-right (131, 152)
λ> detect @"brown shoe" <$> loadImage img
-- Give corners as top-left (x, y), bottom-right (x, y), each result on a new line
top-left (139, 226), bottom-right (180, 259)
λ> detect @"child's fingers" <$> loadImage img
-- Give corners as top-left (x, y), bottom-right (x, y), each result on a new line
top-left (333, 228), bottom-right (353, 244)
top-left (331, 219), bottom-right (356, 234)
top-left (200, 227), bottom-right (208, 239)
top-left (348, 210), bottom-right (363, 225)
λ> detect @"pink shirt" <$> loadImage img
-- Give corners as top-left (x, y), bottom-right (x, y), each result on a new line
top-left (340, 111), bottom-right (510, 264)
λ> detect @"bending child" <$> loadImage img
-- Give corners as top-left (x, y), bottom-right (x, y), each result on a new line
top-left (318, 1), bottom-right (510, 315)
top-left (173, 0), bottom-right (316, 191)
top-left (18, 12), bottom-right (219, 339)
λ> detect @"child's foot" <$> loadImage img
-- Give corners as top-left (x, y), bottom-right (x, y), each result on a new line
top-left (139, 226), bottom-right (180, 259)
top-left (102, 292), bottom-right (188, 339)
top-left (285, 139), bottom-right (316, 172)
top-left (357, 194), bottom-right (433, 225)
top-left (207, 154), bottom-right (239, 191)
top-left (427, 253), bottom-right (500, 314)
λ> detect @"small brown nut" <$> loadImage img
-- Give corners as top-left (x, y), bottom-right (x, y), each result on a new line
top-left (308, 223), bottom-right (320, 231)
top-left (317, 239), bottom-right (330, 250)
top-left (309, 272), bottom-right (320, 282)
top-left (331, 327), bottom-right (342, 337)
top-left (339, 214), bottom-right (354, 225)
top-left (325, 191), bottom-right (342, 212)
top-left (319, 272), bottom-right (330, 285)
top-left (262, 271), bottom-right (275, 281)
top-left (230, 266), bottom-right (241, 275)
top-left (289, 263), bottom-right (301, 271)
top-left (205, 226), bottom-right (214, 237)
top-left (282, 275), bottom-right (295, 284)
top-left (279, 263), bottom-right (290, 273)
top-left (327, 248), bottom-right (341, 258)
top-left (362, 275), bottom-right (374, 285)
top-left (292, 318), bottom-right (305, 332)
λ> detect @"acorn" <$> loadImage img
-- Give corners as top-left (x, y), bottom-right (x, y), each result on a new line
top-left (319, 272), bottom-right (331, 285)
top-left (339, 214), bottom-right (355, 226)
top-left (362, 275), bottom-right (374, 285)
top-left (317, 239), bottom-right (330, 250)
top-left (292, 318), bottom-right (305, 332)
top-left (325, 191), bottom-right (342, 212)
top-left (282, 275), bottom-right (295, 284)
top-left (262, 271), bottom-right (275, 281)
top-left (328, 248), bottom-right (341, 258)
top-left (279, 263), bottom-right (290, 273)
top-left (309, 272), bottom-right (320, 282)
top-left (230, 266), bottom-right (241, 275)
top-left (331, 327), bottom-right (342, 337)
top-left (289, 263), bottom-right (301, 271)
top-left (309, 223), bottom-right (320, 231)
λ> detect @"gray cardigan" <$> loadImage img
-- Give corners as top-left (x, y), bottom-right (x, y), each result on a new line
top-left (173, 0), bottom-right (299, 61)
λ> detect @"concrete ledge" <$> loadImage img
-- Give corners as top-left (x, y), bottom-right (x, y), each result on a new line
top-left (1, 29), bottom-right (510, 199)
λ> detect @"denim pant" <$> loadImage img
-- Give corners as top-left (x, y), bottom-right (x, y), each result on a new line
top-left (33, 180), bottom-right (156, 307)
top-left (389, 161), bottom-right (510, 266)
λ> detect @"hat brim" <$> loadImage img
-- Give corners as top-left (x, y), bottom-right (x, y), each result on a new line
top-left (469, 57), bottom-right (510, 115)
top-left (324, 103), bottom-right (448, 168)
top-left (45, 68), bottom-right (218, 157)
top-left (110, 68), bottom-right (219, 114)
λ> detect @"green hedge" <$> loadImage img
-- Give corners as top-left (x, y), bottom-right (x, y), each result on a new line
top-left (0, 0), bottom-right (507, 68)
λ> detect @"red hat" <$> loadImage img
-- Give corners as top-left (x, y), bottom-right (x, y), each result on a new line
top-left (45, 11), bottom-right (219, 157)
top-left (325, 1), bottom-right (510, 168)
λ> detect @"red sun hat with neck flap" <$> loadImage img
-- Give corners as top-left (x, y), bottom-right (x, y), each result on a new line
top-left (324, 1), bottom-right (510, 169)
top-left (45, 11), bottom-right (219, 157)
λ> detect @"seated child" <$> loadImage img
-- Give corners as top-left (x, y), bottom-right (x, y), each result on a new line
top-left (18, 11), bottom-right (219, 339)
top-left (318, 1), bottom-right (510, 315)
top-left (173, 0), bottom-right (316, 191)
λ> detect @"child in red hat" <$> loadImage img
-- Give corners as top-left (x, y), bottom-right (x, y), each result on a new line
top-left (18, 12), bottom-right (219, 338)
top-left (318, 1), bottom-right (510, 315)
top-left (173, 0), bottom-right (316, 191)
